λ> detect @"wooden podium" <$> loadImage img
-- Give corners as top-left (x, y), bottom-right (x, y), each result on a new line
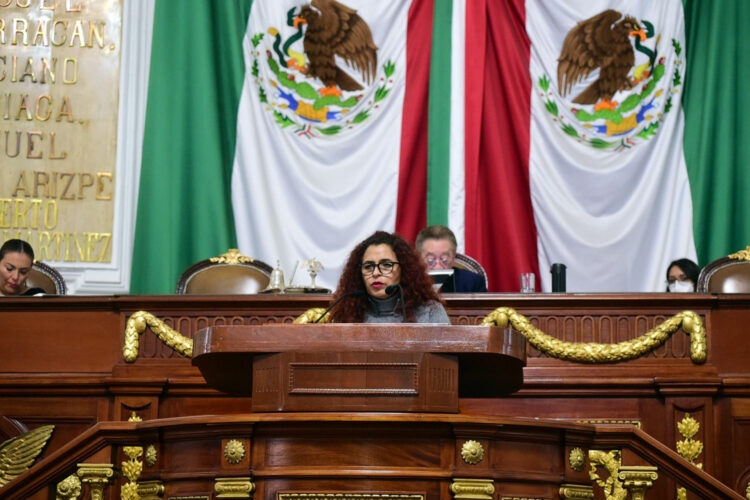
top-left (192, 324), bottom-right (526, 412)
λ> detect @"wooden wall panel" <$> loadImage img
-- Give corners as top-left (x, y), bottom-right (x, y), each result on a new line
top-left (1, 293), bottom-right (749, 497)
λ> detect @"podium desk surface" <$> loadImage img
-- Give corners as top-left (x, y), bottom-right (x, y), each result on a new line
top-left (192, 324), bottom-right (526, 399)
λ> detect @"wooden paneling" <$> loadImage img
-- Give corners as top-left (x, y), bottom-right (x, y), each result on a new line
top-left (1, 293), bottom-right (750, 498)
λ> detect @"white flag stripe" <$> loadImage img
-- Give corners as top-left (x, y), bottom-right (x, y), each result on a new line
top-left (527, 0), bottom-right (697, 292)
top-left (448, 0), bottom-right (467, 252)
top-left (232, 0), bottom-right (412, 289)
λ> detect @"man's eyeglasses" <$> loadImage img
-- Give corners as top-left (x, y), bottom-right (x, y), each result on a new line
top-left (423, 253), bottom-right (453, 267)
top-left (361, 260), bottom-right (400, 276)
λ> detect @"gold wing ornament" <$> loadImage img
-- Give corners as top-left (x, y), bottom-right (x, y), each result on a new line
top-left (0, 424), bottom-right (55, 487)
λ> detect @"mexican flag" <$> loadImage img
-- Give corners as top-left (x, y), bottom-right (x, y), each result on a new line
top-left (131, 0), bottom-right (750, 294)
top-left (456, 0), bottom-right (697, 293)
top-left (231, 0), bottom-right (429, 290)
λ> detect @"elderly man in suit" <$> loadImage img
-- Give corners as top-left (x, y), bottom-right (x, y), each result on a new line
top-left (415, 225), bottom-right (487, 293)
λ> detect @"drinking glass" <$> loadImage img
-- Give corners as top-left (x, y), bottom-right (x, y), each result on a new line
top-left (520, 272), bottom-right (535, 293)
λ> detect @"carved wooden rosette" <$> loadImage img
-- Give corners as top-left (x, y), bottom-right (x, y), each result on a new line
top-left (569, 447), bottom-right (585, 472)
top-left (450, 478), bottom-right (495, 500)
top-left (144, 444), bottom-right (158, 467)
top-left (460, 440), bottom-right (484, 465)
top-left (224, 439), bottom-right (246, 464)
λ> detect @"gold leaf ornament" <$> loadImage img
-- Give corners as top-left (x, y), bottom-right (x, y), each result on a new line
top-left (676, 414), bottom-right (703, 467)
top-left (676, 414), bottom-right (699, 440)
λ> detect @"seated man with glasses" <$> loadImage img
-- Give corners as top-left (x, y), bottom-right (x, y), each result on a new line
top-left (328, 231), bottom-right (450, 323)
top-left (416, 225), bottom-right (487, 293)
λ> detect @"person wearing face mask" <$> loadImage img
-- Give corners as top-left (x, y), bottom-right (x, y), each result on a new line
top-left (415, 225), bottom-right (487, 293)
top-left (0, 239), bottom-right (46, 296)
top-left (666, 258), bottom-right (700, 292)
top-left (328, 231), bottom-right (450, 323)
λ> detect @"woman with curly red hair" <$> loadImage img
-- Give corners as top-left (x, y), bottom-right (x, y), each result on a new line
top-left (329, 231), bottom-right (449, 323)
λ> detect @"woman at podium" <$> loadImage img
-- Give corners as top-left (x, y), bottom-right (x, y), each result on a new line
top-left (329, 231), bottom-right (450, 324)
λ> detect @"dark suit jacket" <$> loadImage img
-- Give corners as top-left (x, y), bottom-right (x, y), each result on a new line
top-left (441, 267), bottom-right (487, 293)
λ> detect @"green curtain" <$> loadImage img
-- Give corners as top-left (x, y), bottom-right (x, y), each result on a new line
top-left (130, 1), bottom-right (253, 293)
top-left (683, 0), bottom-right (750, 265)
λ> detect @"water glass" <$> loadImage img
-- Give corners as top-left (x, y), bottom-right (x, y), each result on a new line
top-left (521, 272), bottom-right (535, 293)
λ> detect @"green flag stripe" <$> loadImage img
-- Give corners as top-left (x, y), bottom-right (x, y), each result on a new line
top-left (426, 0), bottom-right (453, 226)
top-left (131, 0), bottom-right (253, 293)
top-left (683, 0), bottom-right (750, 265)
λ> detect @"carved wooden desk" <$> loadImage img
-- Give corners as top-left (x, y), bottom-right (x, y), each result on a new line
top-left (192, 324), bottom-right (526, 411)
top-left (1, 293), bottom-right (750, 498)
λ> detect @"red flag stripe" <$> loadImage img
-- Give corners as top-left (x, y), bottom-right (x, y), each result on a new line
top-left (464, 0), bottom-right (540, 292)
top-left (395, 0), bottom-right (433, 242)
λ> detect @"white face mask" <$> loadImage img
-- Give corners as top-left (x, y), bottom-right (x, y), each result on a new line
top-left (668, 280), bottom-right (694, 293)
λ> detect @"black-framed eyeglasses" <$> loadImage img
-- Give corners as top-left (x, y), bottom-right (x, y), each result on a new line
top-left (361, 260), bottom-right (400, 276)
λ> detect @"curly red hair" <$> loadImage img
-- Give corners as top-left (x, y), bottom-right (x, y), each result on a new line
top-left (330, 231), bottom-right (442, 323)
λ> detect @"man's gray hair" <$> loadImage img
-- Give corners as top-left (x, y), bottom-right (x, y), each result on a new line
top-left (415, 225), bottom-right (457, 252)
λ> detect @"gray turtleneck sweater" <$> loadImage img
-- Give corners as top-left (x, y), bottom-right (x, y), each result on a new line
top-left (363, 294), bottom-right (450, 324)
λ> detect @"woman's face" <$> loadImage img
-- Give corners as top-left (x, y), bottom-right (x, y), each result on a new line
top-left (0, 251), bottom-right (33, 296)
top-left (667, 264), bottom-right (694, 292)
top-left (361, 243), bottom-right (401, 299)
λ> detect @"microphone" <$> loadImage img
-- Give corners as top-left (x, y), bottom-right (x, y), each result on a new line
top-left (313, 289), bottom-right (366, 323)
top-left (385, 284), bottom-right (407, 321)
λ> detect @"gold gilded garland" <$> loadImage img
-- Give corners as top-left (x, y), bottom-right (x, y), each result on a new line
top-left (481, 307), bottom-right (706, 364)
top-left (123, 310), bottom-right (193, 362)
top-left (294, 307), bottom-right (330, 324)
